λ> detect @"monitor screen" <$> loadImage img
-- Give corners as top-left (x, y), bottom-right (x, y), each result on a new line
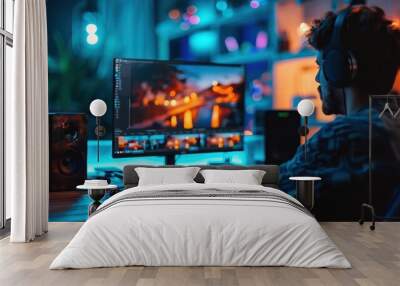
top-left (112, 59), bottom-right (245, 157)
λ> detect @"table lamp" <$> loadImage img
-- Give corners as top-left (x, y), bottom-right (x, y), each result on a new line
top-left (297, 99), bottom-right (315, 162)
top-left (89, 99), bottom-right (107, 162)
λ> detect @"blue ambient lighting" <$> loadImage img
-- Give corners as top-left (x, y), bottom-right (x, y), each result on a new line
top-left (216, 0), bottom-right (228, 11)
top-left (189, 31), bottom-right (218, 55)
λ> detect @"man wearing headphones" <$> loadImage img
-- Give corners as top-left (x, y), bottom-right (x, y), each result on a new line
top-left (280, 3), bottom-right (400, 220)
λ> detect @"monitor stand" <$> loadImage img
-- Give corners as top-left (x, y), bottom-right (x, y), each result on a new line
top-left (165, 154), bottom-right (176, 165)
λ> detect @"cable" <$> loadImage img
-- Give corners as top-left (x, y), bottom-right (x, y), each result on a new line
top-left (342, 88), bottom-right (347, 115)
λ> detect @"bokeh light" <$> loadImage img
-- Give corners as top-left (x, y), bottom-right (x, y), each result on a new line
top-left (225, 36), bottom-right (239, 52)
top-left (298, 22), bottom-right (311, 36)
top-left (216, 0), bottom-right (228, 11)
top-left (250, 0), bottom-right (260, 9)
top-left (392, 19), bottom-right (400, 29)
top-left (187, 5), bottom-right (197, 15)
top-left (86, 33), bottom-right (98, 45)
top-left (86, 23), bottom-right (97, 34)
top-left (189, 15), bottom-right (201, 25)
top-left (168, 9), bottom-right (181, 20)
top-left (256, 31), bottom-right (268, 49)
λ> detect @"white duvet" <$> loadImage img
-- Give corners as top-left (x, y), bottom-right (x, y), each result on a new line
top-left (50, 183), bottom-right (351, 269)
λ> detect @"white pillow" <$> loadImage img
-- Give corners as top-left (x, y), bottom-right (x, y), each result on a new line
top-left (135, 167), bottom-right (201, 186)
top-left (200, 169), bottom-right (266, 185)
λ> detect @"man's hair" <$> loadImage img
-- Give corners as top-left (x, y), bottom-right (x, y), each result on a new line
top-left (307, 6), bottom-right (400, 94)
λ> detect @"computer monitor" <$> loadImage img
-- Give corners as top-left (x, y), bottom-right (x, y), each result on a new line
top-left (112, 58), bottom-right (245, 163)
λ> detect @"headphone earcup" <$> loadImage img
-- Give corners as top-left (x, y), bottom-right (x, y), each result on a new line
top-left (323, 49), bottom-right (356, 88)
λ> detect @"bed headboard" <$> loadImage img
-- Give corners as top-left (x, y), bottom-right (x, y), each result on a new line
top-left (123, 165), bottom-right (280, 189)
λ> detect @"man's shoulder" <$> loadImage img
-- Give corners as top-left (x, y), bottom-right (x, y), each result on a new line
top-left (330, 111), bottom-right (369, 126)
top-left (317, 117), bottom-right (361, 135)
top-left (314, 109), bottom-right (387, 143)
top-left (312, 112), bottom-right (371, 143)
top-left (321, 111), bottom-right (370, 132)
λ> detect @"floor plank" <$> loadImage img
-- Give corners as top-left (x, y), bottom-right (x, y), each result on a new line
top-left (0, 222), bottom-right (399, 286)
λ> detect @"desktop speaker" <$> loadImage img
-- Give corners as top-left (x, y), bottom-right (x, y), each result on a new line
top-left (262, 110), bottom-right (300, 164)
top-left (49, 113), bottom-right (87, 191)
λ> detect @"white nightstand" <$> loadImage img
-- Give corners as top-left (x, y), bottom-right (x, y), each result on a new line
top-left (289, 177), bottom-right (321, 210)
top-left (77, 183), bottom-right (118, 215)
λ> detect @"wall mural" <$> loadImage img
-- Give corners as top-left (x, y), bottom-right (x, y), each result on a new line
top-left (47, 0), bottom-right (400, 222)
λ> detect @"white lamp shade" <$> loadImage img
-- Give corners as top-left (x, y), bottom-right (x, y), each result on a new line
top-left (89, 99), bottom-right (107, 117)
top-left (297, 99), bottom-right (315, 117)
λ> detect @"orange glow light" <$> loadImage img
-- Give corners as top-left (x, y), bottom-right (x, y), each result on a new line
top-left (392, 69), bottom-right (400, 93)
top-left (217, 137), bottom-right (224, 148)
top-left (174, 139), bottom-right (180, 150)
top-left (170, 99), bottom-right (177, 106)
top-left (170, 115), bottom-right (177, 128)
top-left (212, 85), bottom-right (234, 95)
top-left (117, 137), bottom-right (128, 149)
top-left (184, 110), bottom-right (193, 129)
top-left (211, 105), bottom-right (220, 128)
top-left (392, 19), bottom-right (400, 29)
top-left (166, 140), bottom-right (174, 149)
top-left (154, 95), bottom-right (164, 105)
top-left (184, 96), bottom-right (190, 103)
top-left (232, 134), bottom-right (241, 143)
top-left (274, 57), bottom-right (334, 123)
top-left (169, 9), bottom-right (180, 20)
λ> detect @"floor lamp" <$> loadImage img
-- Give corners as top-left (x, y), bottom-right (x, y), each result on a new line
top-left (297, 99), bottom-right (315, 161)
top-left (89, 99), bottom-right (107, 162)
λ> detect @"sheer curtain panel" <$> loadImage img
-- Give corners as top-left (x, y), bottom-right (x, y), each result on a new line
top-left (9, 0), bottom-right (49, 242)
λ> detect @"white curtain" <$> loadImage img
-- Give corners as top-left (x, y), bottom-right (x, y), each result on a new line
top-left (9, 0), bottom-right (49, 242)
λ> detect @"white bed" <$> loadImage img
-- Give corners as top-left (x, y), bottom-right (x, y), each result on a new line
top-left (50, 183), bottom-right (351, 269)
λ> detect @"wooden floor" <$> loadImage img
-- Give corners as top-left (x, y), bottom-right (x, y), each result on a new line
top-left (0, 222), bottom-right (399, 286)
